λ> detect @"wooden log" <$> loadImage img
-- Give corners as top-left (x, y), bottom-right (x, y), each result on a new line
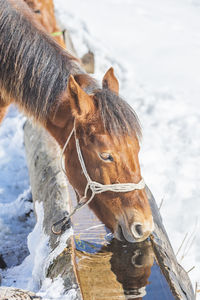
top-left (23, 121), bottom-right (82, 299)
top-left (146, 186), bottom-right (195, 300)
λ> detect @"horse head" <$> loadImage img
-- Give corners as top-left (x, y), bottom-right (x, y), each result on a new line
top-left (48, 68), bottom-right (154, 243)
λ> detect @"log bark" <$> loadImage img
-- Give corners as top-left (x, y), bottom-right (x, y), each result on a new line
top-left (24, 121), bottom-right (82, 299)
top-left (146, 186), bottom-right (195, 300)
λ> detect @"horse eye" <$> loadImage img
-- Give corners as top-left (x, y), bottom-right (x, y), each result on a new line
top-left (99, 152), bottom-right (114, 162)
top-left (34, 9), bottom-right (41, 14)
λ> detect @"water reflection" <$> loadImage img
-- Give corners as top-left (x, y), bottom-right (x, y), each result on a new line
top-left (73, 202), bottom-right (175, 300)
top-left (108, 239), bottom-right (154, 299)
top-left (75, 238), bottom-right (154, 300)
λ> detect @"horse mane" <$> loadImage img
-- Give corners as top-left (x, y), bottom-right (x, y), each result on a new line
top-left (0, 0), bottom-right (141, 138)
top-left (94, 89), bottom-right (142, 138)
top-left (0, 0), bottom-right (82, 123)
top-left (73, 74), bottom-right (142, 138)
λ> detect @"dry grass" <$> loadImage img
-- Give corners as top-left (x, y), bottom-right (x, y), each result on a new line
top-left (158, 198), bottom-right (164, 211)
top-left (195, 282), bottom-right (200, 299)
top-left (176, 218), bottom-right (198, 262)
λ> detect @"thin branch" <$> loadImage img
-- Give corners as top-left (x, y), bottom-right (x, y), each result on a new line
top-left (186, 266), bottom-right (195, 273)
top-left (180, 218), bottom-right (198, 262)
top-left (158, 198), bottom-right (164, 211)
top-left (176, 232), bottom-right (188, 257)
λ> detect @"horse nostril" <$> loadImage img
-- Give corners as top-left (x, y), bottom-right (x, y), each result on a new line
top-left (135, 224), bottom-right (143, 236)
top-left (131, 223), bottom-right (143, 239)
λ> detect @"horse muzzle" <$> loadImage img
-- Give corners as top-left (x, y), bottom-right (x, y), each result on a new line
top-left (114, 216), bottom-right (154, 243)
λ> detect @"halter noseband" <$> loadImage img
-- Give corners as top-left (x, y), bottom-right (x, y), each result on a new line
top-left (51, 122), bottom-right (145, 235)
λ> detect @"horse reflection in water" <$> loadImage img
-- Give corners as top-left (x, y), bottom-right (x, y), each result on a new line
top-left (75, 240), bottom-right (154, 300)
top-left (109, 240), bottom-right (154, 299)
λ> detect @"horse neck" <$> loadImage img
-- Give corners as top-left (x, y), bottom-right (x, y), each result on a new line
top-left (0, 0), bottom-right (99, 149)
top-left (0, 0), bottom-right (80, 123)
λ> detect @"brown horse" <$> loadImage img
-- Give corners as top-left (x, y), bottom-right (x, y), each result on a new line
top-left (23, 0), bottom-right (66, 48)
top-left (0, 0), bottom-right (154, 242)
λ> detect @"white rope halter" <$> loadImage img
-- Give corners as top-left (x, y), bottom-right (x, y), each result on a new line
top-left (52, 121), bottom-right (145, 234)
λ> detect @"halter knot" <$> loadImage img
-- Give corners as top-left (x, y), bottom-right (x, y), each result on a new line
top-left (88, 179), bottom-right (145, 194)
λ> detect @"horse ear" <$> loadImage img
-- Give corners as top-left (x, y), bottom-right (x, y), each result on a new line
top-left (67, 75), bottom-right (95, 118)
top-left (102, 67), bottom-right (119, 95)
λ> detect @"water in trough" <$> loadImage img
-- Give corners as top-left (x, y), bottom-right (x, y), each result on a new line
top-left (72, 199), bottom-right (175, 300)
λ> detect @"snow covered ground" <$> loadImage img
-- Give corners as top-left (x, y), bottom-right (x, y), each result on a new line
top-left (0, 0), bottom-right (199, 298)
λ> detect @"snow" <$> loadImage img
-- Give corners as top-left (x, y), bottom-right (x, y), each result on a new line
top-left (0, 0), bottom-right (199, 298)
top-left (1, 198), bottom-right (73, 298)
top-left (56, 0), bottom-right (200, 291)
top-left (1, 201), bottom-right (47, 290)
top-left (38, 276), bottom-right (77, 300)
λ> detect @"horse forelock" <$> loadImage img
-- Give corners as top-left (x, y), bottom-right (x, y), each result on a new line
top-left (93, 89), bottom-right (142, 140)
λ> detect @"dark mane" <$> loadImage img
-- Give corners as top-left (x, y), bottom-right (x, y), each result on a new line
top-left (0, 0), bottom-right (141, 138)
top-left (0, 0), bottom-right (82, 122)
top-left (94, 89), bottom-right (142, 139)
